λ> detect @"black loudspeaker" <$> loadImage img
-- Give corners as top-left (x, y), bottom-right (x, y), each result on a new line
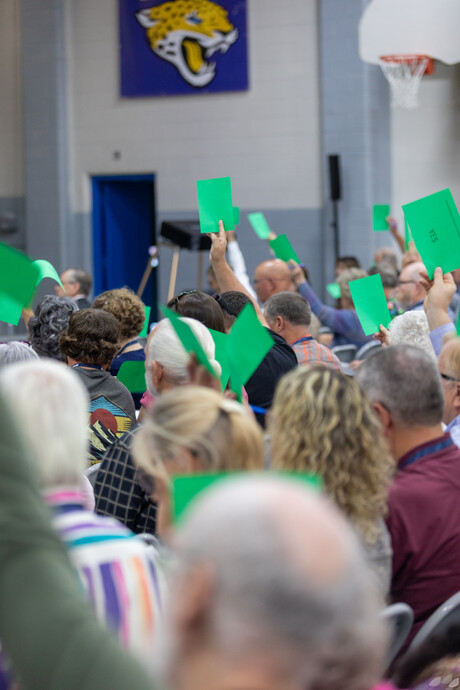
top-left (328, 154), bottom-right (341, 201)
top-left (160, 220), bottom-right (211, 251)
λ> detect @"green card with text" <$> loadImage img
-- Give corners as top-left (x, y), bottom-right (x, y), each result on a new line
top-left (402, 188), bottom-right (460, 278)
top-left (349, 273), bottom-right (391, 335)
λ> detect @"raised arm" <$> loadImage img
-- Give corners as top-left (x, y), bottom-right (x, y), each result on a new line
top-left (420, 267), bottom-right (456, 355)
top-left (209, 221), bottom-right (268, 327)
top-left (226, 231), bottom-right (258, 301)
top-left (386, 216), bottom-right (405, 254)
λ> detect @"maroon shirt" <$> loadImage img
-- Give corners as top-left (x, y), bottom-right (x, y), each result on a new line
top-left (387, 433), bottom-right (460, 645)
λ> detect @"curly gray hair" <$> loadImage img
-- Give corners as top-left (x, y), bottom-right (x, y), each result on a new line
top-left (28, 295), bottom-right (78, 361)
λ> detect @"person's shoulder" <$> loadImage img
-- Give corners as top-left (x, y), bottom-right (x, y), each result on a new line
top-left (265, 329), bottom-right (298, 359)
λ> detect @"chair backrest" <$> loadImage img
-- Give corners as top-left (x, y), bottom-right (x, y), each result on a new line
top-left (381, 602), bottom-right (414, 670)
top-left (408, 591), bottom-right (460, 652)
top-left (356, 340), bottom-right (381, 360)
top-left (84, 463), bottom-right (100, 489)
top-left (331, 344), bottom-right (357, 363)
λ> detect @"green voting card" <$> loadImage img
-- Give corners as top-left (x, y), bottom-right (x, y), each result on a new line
top-left (248, 212), bottom-right (272, 240)
top-left (269, 234), bottom-right (300, 264)
top-left (233, 207), bottom-right (240, 226)
top-left (161, 306), bottom-right (217, 378)
top-left (0, 294), bottom-right (23, 326)
top-left (227, 303), bottom-right (274, 398)
top-left (117, 361), bottom-right (146, 393)
top-left (32, 260), bottom-right (64, 289)
top-left (404, 216), bottom-right (413, 251)
top-left (138, 306), bottom-right (151, 338)
top-left (196, 177), bottom-right (234, 234)
top-left (373, 205), bottom-right (390, 231)
top-left (209, 328), bottom-right (231, 390)
top-left (402, 189), bottom-right (460, 278)
top-left (0, 243), bottom-right (40, 308)
top-left (326, 283), bottom-right (341, 300)
top-left (349, 273), bottom-right (391, 335)
top-left (172, 472), bottom-right (321, 522)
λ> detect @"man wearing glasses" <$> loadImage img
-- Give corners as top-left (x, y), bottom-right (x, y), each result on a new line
top-left (438, 339), bottom-right (460, 447)
top-left (394, 261), bottom-right (427, 312)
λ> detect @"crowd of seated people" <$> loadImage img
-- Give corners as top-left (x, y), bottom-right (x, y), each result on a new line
top-left (2, 214), bottom-right (460, 690)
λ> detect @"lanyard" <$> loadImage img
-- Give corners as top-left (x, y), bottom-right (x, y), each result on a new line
top-left (116, 339), bottom-right (139, 357)
top-left (293, 336), bottom-right (314, 345)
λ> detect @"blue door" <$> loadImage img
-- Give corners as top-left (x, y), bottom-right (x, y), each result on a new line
top-left (92, 174), bottom-right (156, 316)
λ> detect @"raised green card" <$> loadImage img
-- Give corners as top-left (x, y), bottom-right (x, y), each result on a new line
top-left (172, 472), bottom-right (322, 522)
top-left (247, 212), bottom-right (271, 240)
top-left (161, 306), bottom-right (217, 377)
top-left (138, 305), bottom-right (151, 338)
top-left (349, 273), bottom-right (391, 335)
top-left (209, 328), bottom-right (231, 390)
top-left (32, 260), bottom-right (64, 289)
top-left (233, 206), bottom-right (240, 226)
top-left (196, 177), bottom-right (234, 234)
top-left (404, 216), bottom-right (413, 251)
top-left (0, 243), bottom-right (40, 307)
top-left (269, 234), bottom-right (300, 264)
top-left (117, 361), bottom-right (146, 393)
top-left (326, 283), bottom-right (341, 299)
top-left (227, 303), bottom-right (274, 397)
top-left (0, 294), bottom-right (23, 326)
top-left (402, 188), bottom-right (460, 279)
top-left (373, 205), bottom-right (390, 231)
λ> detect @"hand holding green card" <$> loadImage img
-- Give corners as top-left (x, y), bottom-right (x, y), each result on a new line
top-left (248, 212), bottom-right (272, 240)
top-left (402, 188), bottom-right (460, 279)
top-left (373, 204), bottom-right (390, 231)
top-left (349, 273), bottom-right (391, 336)
top-left (196, 177), bottom-right (234, 234)
top-left (269, 234), bottom-right (300, 264)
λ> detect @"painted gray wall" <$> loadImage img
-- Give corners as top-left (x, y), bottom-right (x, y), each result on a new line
top-left (319, 0), bottom-right (392, 282)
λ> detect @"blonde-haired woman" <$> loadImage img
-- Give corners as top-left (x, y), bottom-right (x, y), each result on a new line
top-left (270, 366), bottom-right (393, 594)
top-left (134, 385), bottom-right (264, 534)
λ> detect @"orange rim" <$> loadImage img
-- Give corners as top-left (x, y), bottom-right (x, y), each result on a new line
top-left (380, 54), bottom-right (434, 75)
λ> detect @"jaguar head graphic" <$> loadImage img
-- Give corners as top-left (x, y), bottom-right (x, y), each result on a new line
top-left (136, 0), bottom-right (239, 88)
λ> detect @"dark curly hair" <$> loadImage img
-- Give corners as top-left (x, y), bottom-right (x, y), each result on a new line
top-left (92, 288), bottom-right (145, 340)
top-left (59, 309), bottom-right (120, 367)
top-left (28, 295), bottom-right (78, 361)
top-left (167, 290), bottom-right (226, 333)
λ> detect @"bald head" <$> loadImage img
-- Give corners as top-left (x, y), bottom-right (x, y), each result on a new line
top-left (395, 261), bottom-right (427, 310)
top-left (253, 260), bottom-right (294, 303)
top-left (167, 476), bottom-right (386, 690)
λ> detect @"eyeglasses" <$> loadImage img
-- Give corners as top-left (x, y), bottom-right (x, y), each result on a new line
top-left (171, 290), bottom-right (198, 307)
top-left (440, 372), bottom-right (459, 383)
top-left (213, 293), bottom-right (238, 317)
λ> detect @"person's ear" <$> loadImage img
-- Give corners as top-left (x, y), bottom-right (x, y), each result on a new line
top-left (152, 360), bottom-right (164, 389)
top-left (274, 315), bottom-right (284, 333)
top-left (372, 402), bottom-right (393, 435)
top-left (454, 383), bottom-right (460, 414)
top-left (172, 563), bottom-right (215, 636)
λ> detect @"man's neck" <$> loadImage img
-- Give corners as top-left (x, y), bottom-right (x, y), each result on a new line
top-left (284, 325), bottom-right (311, 346)
top-left (394, 424), bottom-right (446, 462)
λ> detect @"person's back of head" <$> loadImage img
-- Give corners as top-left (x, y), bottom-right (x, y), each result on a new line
top-left (368, 264), bottom-right (398, 289)
top-left (0, 359), bottom-right (88, 490)
top-left (374, 247), bottom-right (398, 272)
top-left (167, 475), bottom-right (386, 690)
top-left (264, 291), bottom-right (312, 328)
top-left (167, 290), bottom-right (226, 333)
top-left (356, 344), bottom-right (444, 429)
top-left (28, 295), bottom-right (78, 361)
top-left (0, 341), bottom-right (39, 367)
top-left (69, 268), bottom-right (92, 297)
top-left (336, 256), bottom-right (361, 276)
top-left (59, 308), bottom-right (120, 368)
top-left (145, 317), bottom-right (220, 394)
top-left (92, 288), bottom-right (145, 340)
top-left (216, 291), bottom-right (252, 330)
top-left (389, 312), bottom-right (436, 361)
top-left (336, 268), bottom-right (367, 308)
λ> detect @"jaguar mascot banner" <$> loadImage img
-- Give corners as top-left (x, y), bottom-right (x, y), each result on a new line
top-left (119, 0), bottom-right (248, 96)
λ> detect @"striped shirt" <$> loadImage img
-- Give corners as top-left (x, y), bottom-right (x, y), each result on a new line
top-left (46, 490), bottom-right (167, 671)
top-left (291, 335), bottom-right (343, 371)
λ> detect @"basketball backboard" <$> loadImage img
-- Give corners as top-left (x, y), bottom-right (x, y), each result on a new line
top-left (359, 0), bottom-right (460, 66)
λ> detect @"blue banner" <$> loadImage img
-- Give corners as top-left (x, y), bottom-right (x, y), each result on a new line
top-left (119, 0), bottom-right (248, 97)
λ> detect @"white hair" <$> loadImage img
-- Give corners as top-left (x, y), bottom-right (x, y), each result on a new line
top-left (166, 476), bottom-right (386, 690)
top-left (0, 341), bottom-right (39, 366)
top-left (0, 360), bottom-right (88, 490)
top-left (389, 311), bottom-right (436, 361)
top-left (145, 317), bottom-right (220, 395)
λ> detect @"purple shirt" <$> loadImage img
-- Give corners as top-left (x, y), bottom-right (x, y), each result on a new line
top-left (297, 281), bottom-right (372, 348)
top-left (387, 433), bottom-right (460, 645)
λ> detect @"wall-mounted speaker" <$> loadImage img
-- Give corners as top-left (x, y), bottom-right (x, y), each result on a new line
top-left (328, 154), bottom-right (341, 201)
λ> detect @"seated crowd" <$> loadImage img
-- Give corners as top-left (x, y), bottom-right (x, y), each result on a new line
top-left (2, 215), bottom-right (460, 690)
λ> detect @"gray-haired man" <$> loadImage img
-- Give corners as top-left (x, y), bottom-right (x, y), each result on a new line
top-left (357, 344), bottom-right (460, 647)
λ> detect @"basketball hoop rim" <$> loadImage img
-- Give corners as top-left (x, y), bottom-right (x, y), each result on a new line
top-left (379, 54), bottom-right (435, 75)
